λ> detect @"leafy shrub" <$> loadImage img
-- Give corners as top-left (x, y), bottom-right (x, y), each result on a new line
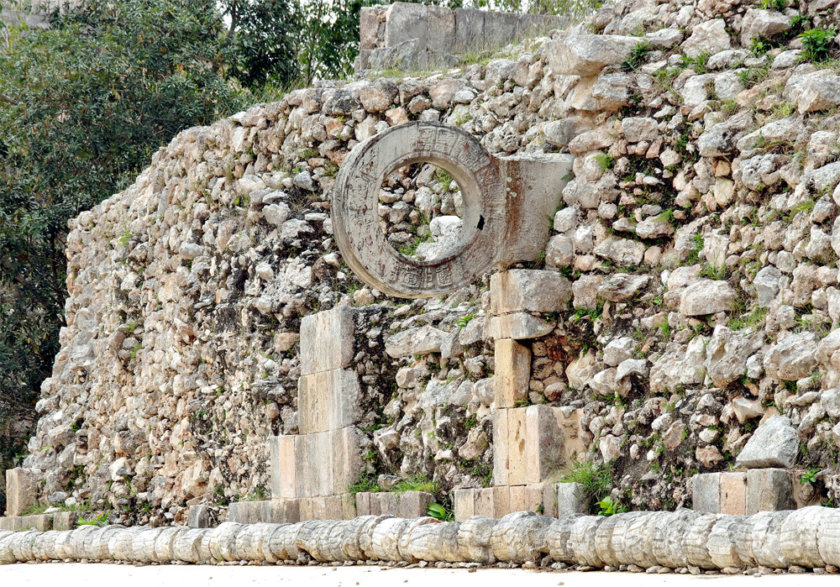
top-left (800, 27), bottom-right (837, 63)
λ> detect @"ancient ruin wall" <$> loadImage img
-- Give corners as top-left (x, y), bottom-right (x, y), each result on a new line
top-left (16, 0), bottom-right (840, 524)
top-left (356, 2), bottom-right (566, 71)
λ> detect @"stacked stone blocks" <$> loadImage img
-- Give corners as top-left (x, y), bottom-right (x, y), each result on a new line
top-left (230, 306), bottom-right (431, 524)
top-left (692, 415), bottom-right (800, 515)
top-left (1, 467), bottom-right (79, 531)
top-left (455, 270), bottom-right (585, 520)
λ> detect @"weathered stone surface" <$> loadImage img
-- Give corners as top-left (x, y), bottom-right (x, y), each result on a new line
top-left (593, 237), bottom-right (645, 266)
top-left (488, 312), bottom-right (553, 340)
top-left (736, 416), bottom-right (799, 469)
top-left (679, 280), bottom-right (735, 316)
top-left (298, 369), bottom-right (362, 434)
top-left (682, 19), bottom-right (731, 58)
top-left (187, 505), bottom-right (216, 529)
top-left (597, 273), bottom-right (651, 302)
top-left (557, 482), bottom-right (590, 514)
top-left (490, 270), bottom-right (572, 314)
top-left (692, 473), bottom-right (720, 513)
top-left (300, 307), bottom-right (355, 374)
top-left (4, 468), bottom-right (36, 517)
top-left (705, 326), bottom-right (763, 388)
top-left (763, 331), bottom-right (818, 381)
top-left (495, 405), bottom-right (581, 487)
top-left (746, 469), bottom-right (794, 515)
top-left (385, 325), bottom-right (447, 357)
top-left (719, 472), bottom-right (747, 516)
top-left (697, 111), bottom-right (752, 157)
top-left (355, 491), bottom-right (433, 518)
top-left (494, 339), bottom-right (530, 409)
top-left (785, 71), bottom-right (840, 115)
top-left (650, 337), bottom-right (707, 393)
top-left (740, 9), bottom-right (791, 45)
top-left (753, 266), bottom-right (781, 307)
top-left (547, 34), bottom-right (640, 76)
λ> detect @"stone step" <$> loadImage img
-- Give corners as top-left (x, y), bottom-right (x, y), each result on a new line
top-left (0, 511), bottom-right (76, 531)
top-left (453, 482), bottom-right (557, 521)
top-left (354, 491), bottom-right (434, 518)
top-left (692, 468), bottom-right (796, 515)
top-left (227, 496), bottom-right (356, 525)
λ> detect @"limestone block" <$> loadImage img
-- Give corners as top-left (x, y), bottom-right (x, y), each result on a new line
top-left (506, 408), bottom-right (528, 485)
top-left (453, 488), bottom-right (475, 521)
top-left (736, 415), bottom-right (799, 468)
top-left (52, 511), bottom-right (77, 531)
top-left (746, 468), bottom-right (794, 514)
top-left (720, 472), bottom-right (747, 515)
top-left (0, 514), bottom-right (52, 532)
top-left (454, 8), bottom-right (485, 53)
top-left (269, 435), bottom-right (300, 499)
top-left (557, 482), bottom-right (590, 514)
top-left (488, 312), bottom-right (553, 340)
top-left (384, 2), bottom-right (455, 53)
top-left (358, 491), bottom-right (434, 519)
top-left (396, 491), bottom-right (434, 519)
top-left (299, 497), bottom-right (315, 522)
top-left (692, 472), bottom-right (721, 513)
top-left (229, 500), bottom-right (301, 524)
top-left (300, 307), bottom-right (355, 375)
top-left (298, 369), bottom-right (362, 434)
top-left (472, 488), bottom-right (493, 518)
top-left (679, 279), bottom-right (736, 316)
top-left (496, 154), bottom-right (574, 265)
top-left (5, 468), bottom-right (37, 517)
top-left (498, 406), bottom-right (567, 486)
top-left (481, 11), bottom-right (520, 49)
top-left (524, 482), bottom-right (557, 517)
top-left (493, 339), bottom-right (530, 408)
top-left (355, 492), bottom-right (374, 516)
top-left (508, 485), bottom-right (527, 513)
top-left (359, 6), bottom-right (380, 50)
top-left (188, 504), bottom-right (215, 528)
top-left (490, 270), bottom-right (572, 315)
top-left (547, 34), bottom-right (640, 76)
top-left (492, 409), bottom-right (510, 486)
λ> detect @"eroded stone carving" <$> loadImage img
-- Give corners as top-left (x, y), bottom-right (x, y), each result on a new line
top-left (332, 122), bottom-right (573, 298)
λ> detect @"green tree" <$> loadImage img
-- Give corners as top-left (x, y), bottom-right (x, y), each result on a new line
top-left (0, 0), bottom-right (241, 506)
top-left (221, 0), bottom-right (300, 88)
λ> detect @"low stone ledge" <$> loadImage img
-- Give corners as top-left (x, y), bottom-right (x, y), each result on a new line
top-left (0, 512), bottom-right (76, 532)
top-left (3, 507), bottom-right (840, 571)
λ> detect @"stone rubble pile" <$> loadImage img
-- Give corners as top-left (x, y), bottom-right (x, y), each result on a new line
top-left (4, 508), bottom-right (840, 571)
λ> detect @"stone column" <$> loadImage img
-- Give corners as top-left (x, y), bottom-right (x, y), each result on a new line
top-left (230, 307), bottom-right (362, 524)
top-left (454, 269), bottom-right (589, 520)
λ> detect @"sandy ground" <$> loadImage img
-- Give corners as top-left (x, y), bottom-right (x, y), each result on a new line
top-left (0, 563), bottom-right (835, 586)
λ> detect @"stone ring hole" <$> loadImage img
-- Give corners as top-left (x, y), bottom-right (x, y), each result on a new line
top-left (378, 161), bottom-right (469, 262)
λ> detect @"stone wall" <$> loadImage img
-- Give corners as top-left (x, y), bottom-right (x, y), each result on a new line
top-left (355, 2), bottom-right (566, 72)
top-left (15, 0), bottom-right (840, 526)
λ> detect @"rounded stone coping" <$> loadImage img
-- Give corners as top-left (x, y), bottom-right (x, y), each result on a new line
top-left (3, 507), bottom-right (840, 571)
top-left (332, 121), bottom-right (504, 298)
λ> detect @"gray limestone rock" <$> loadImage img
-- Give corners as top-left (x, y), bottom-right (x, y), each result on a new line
top-left (547, 34), bottom-right (640, 76)
top-left (682, 19), bottom-right (731, 58)
top-left (740, 9), bottom-right (791, 46)
top-left (763, 331), bottom-right (818, 381)
top-left (679, 280), bottom-right (736, 316)
top-left (736, 415), bottom-right (799, 469)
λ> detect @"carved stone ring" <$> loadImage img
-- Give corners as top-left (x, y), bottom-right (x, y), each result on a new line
top-left (332, 121), bottom-right (574, 298)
